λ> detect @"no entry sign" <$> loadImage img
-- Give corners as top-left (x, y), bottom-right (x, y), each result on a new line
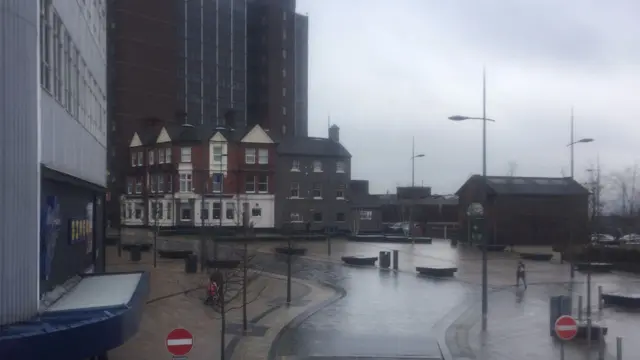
top-left (166, 328), bottom-right (194, 356)
top-left (555, 315), bottom-right (578, 341)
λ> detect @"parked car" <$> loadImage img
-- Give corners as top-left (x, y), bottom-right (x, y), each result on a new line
top-left (591, 233), bottom-right (616, 244)
top-left (620, 233), bottom-right (640, 244)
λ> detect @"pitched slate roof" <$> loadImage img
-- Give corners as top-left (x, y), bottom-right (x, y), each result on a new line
top-left (136, 123), bottom-right (256, 146)
top-left (277, 137), bottom-right (351, 157)
top-left (457, 175), bottom-right (590, 196)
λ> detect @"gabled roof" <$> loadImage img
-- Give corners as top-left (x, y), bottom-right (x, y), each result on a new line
top-left (277, 137), bottom-right (351, 158)
top-left (456, 175), bottom-right (590, 196)
top-left (241, 125), bottom-right (274, 144)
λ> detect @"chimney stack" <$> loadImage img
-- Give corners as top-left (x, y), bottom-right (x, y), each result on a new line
top-left (329, 124), bottom-right (340, 142)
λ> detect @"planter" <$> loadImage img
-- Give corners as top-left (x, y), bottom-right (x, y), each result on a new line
top-left (158, 249), bottom-right (193, 259)
top-left (601, 293), bottom-right (640, 308)
top-left (519, 253), bottom-right (553, 261)
top-left (574, 262), bottom-right (613, 273)
top-left (341, 256), bottom-right (378, 266)
top-left (274, 247), bottom-right (307, 256)
top-left (416, 266), bottom-right (457, 277)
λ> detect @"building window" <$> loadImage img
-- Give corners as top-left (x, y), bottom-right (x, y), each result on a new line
top-left (213, 202), bottom-right (221, 219)
top-left (201, 207), bottom-right (209, 220)
top-left (313, 161), bottom-right (322, 172)
top-left (167, 203), bottom-right (172, 219)
top-left (290, 212), bottom-right (301, 222)
top-left (126, 204), bottom-right (131, 219)
top-left (226, 202), bottom-right (235, 220)
top-left (245, 175), bottom-right (256, 193)
top-left (134, 205), bottom-right (142, 219)
top-left (283, 11), bottom-right (287, 20)
top-left (179, 173), bottom-right (192, 192)
top-left (166, 148), bottom-right (172, 162)
top-left (258, 149), bottom-right (268, 164)
top-left (291, 160), bottom-right (300, 171)
top-left (282, 68), bottom-right (286, 78)
top-left (127, 178), bottom-right (133, 194)
top-left (157, 175), bottom-right (164, 193)
top-left (212, 173), bottom-right (223, 192)
top-left (336, 213), bottom-right (346, 222)
top-left (181, 147), bottom-right (191, 163)
top-left (159, 148), bottom-right (166, 163)
top-left (213, 145), bottom-right (223, 162)
top-left (282, 106), bottom-right (287, 115)
top-left (252, 206), bottom-right (262, 217)
top-left (137, 151), bottom-right (143, 166)
top-left (312, 183), bottom-right (322, 199)
top-left (245, 148), bottom-right (256, 164)
top-left (282, 87), bottom-right (286, 97)
top-left (131, 152), bottom-right (136, 166)
top-left (40, 0), bottom-right (52, 91)
top-left (258, 175), bottom-right (268, 193)
top-left (150, 202), bottom-right (158, 220)
top-left (360, 210), bottom-right (373, 220)
top-left (150, 175), bottom-right (156, 193)
top-left (135, 179), bottom-right (142, 194)
top-left (148, 150), bottom-right (155, 165)
top-left (313, 212), bottom-right (323, 222)
top-left (282, 49), bottom-right (287, 59)
top-left (290, 182), bottom-right (299, 198)
top-left (167, 174), bottom-right (173, 192)
top-left (181, 207), bottom-right (192, 221)
top-left (336, 184), bottom-right (345, 199)
top-left (336, 161), bottom-right (345, 173)
top-left (283, 28), bottom-right (287, 40)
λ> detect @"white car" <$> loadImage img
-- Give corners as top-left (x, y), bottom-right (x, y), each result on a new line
top-left (591, 234), bottom-right (615, 243)
top-left (621, 233), bottom-right (640, 244)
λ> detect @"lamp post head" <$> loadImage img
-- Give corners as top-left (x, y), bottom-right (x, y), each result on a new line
top-left (449, 115), bottom-right (469, 121)
top-left (578, 138), bottom-right (594, 144)
top-left (414, 154), bottom-right (425, 158)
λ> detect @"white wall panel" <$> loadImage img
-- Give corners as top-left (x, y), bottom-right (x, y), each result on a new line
top-left (0, 0), bottom-right (41, 326)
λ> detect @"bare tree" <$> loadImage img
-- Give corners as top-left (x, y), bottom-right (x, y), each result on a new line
top-left (506, 161), bottom-right (518, 177)
top-left (608, 163), bottom-right (639, 215)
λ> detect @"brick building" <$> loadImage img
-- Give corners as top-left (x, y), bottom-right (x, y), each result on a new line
top-left (121, 123), bottom-right (277, 229)
top-left (456, 175), bottom-right (590, 246)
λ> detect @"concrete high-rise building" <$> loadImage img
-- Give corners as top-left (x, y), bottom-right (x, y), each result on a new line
top-left (246, 0), bottom-right (308, 137)
top-left (0, 1), bottom-right (147, 358)
top-left (107, 0), bottom-right (248, 225)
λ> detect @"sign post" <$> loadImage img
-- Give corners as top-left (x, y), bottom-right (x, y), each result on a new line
top-left (166, 328), bottom-right (194, 357)
top-left (555, 315), bottom-right (578, 360)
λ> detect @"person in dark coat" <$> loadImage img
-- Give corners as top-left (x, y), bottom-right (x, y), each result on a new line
top-left (516, 261), bottom-right (527, 289)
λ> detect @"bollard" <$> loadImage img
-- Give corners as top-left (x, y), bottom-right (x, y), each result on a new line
top-left (598, 330), bottom-right (605, 360)
top-left (598, 285), bottom-right (603, 311)
top-left (392, 250), bottom-right (399, 270)
top-left (578, 296), bottom-right (583, 322)
top-left (616, 337), bottom-right (622, 360)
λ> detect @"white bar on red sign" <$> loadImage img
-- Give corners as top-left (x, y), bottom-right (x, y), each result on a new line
top-left (557, 325), bottom-right (577, 331)
top-left (168, 339), bottom-right (193, 346)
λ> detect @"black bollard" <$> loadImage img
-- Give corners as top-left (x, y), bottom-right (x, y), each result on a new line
top-left (392, 250), bottom-right (399, 270)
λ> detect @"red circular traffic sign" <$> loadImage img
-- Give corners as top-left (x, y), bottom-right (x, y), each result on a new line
top-left (166, 328), bottom-right (194, 356)
top-left (555, 315), bottom-right (578, 341)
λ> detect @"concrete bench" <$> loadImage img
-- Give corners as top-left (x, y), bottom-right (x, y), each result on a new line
top-left (416, 266), bottom-right (457, 277)
top-left (157, 249), bottom-right (193, 259)
top-left (341, 256), bottom-right (378, 266)
top-left (519, 253), bottom-right (553, 261)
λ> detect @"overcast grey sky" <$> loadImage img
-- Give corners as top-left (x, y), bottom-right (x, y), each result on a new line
top-left (297, 0), bottom-right (640, 195)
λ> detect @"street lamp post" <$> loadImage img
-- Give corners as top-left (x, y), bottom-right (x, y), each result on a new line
top-left (567, 109), bottom-right (594, 279)
top-left (410, 136), bottom-right (425, 244)
top-left (448, 67), bottom-right (495, 332)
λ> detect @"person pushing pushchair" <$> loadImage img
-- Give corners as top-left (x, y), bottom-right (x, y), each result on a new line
top-left (204, 272), bottom-right (223, 307)
top-left (516, 261), bottom-right (527, 289)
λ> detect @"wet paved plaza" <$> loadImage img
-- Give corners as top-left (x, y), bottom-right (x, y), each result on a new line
top-left (169, 236), bottom-right (640, 359)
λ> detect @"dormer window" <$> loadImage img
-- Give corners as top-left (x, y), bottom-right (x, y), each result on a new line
top-left (137, 151), bottom-right (143, 166)
top-left (148, 150), bottom-right (154, 165)
top-left (336, 161), bottom-right (345, 173)
top-left (313, 160), bottom-right (322, 172)
top-left (181, 147), bottom-right (191, 163)
top-left (213, 145), bottom-right (223, 162)
top-left (131, 152), bottom-right (137, 167)
top-left (159, 148), bottom-right (166, 164)
top-left (166, 148), bottom-right (172, 163)
top-left (291, 160), bottom-right (300, 171)
top-left (258, 149), bottom-right (268, 164)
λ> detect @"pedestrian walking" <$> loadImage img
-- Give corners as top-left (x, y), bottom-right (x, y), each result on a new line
top-left (516, 261), bottom-right (527, 289)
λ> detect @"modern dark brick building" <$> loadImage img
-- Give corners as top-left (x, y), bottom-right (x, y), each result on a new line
top-left (107, 0), bottom-right (309, 226)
